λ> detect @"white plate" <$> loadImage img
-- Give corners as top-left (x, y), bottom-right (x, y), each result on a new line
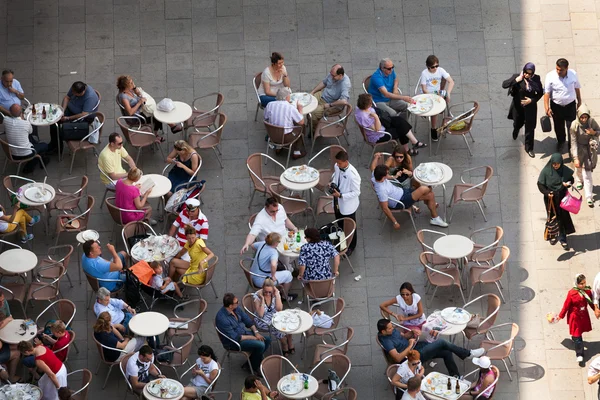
top-left (290, 93), bottom-right (312, 107)
top-left (147, 380), bottom-right (181, 399)
top-left (24, 187), bottom-right (52, 203)
top-left (283, 165), bottom-right (319, 183)
top-left (82, 230), bottom-right (99, 241)
top-left (409, 96), bottom-right (434, 114)
top-left (273, 312), bottom-right (301, 332)
top-left (280, 376), bottom-right (304, 395)
top-left (440, 307), bottom-right (471, 325)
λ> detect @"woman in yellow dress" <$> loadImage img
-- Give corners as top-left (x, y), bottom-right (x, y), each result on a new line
top-left (169, 224), bottom-right (214, 285)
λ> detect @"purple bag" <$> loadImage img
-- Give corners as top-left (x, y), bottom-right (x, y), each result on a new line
top-left (560, 188), bottom-right (582, 214)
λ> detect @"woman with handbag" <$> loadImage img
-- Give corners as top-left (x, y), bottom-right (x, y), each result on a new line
top-left (249, 232), bottom-right (293, 297)
top-left (537, 153), bottom-right (575, 249)
top-left (556, 273), bottom-right (594, 363)
top-left (355, 93), bottom-right (426, 156)
top-left (570, 104), bottom-right (600, 207)
top-left (502, 62), bottom-right (543, 158)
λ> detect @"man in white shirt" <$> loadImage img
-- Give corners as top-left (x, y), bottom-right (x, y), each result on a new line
top-left (401, 376), bottom-right (426, 400)
top-left (126, 345), bottom-right (164, 394)
top-left (98, 132), bottom-right (136, 189)
top-left (93, 287), bottom-right (136, 330)
top-left (371, 154), bottom-right (448, 228)
top-left (240, 197), bottom-right (298, 254)
top-left (4, 104), bottom-right (49, 173)
top-left (264, 87), bottom-right (306, 159)
top-left (420, 55), bottom-right (455, 141)
top-left (330, 150), bottom-right (361, 254)
top-left (544, 58), bottom-right (582, 151)
top-left (588, 355), bottom-right (600, 399)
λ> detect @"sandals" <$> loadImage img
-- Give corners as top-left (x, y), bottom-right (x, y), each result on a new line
top-left (414, 141), bottom-right (428, 149)
top-left (408, 148), bottom-right (419, 156)
top-left (288, 347), bottom-right (296, 355)
top-left (171, 123), bottom-right (183, 133)
top-left (412, 205), bottom-right (421, 214)
top-left (588, 199), bottom-right (594, 207)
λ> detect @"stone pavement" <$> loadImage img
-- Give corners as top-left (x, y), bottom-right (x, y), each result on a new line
top-left (2, 0), bottom-right (600, 398)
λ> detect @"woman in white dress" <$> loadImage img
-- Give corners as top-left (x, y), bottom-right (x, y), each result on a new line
top-left (379, 282), bottom-right (427, 335)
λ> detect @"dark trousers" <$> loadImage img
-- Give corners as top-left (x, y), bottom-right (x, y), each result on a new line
top-left (237, 336), bottom-right (272, 372)
top-left (334, 208), bottom-right (357, 251)
top-left (573, 335), bottom-right (584, 357)
top-left (13, 136), bottom-right (49, 171)
top-left (513, 104), bottom-right (537, 152)
top-left (415, 339), bottom-right (471, 377)
top-left (550, 100), bottom-right (576, 145)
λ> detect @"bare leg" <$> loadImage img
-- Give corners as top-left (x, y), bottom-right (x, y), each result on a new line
top-left (411, 187), bottom-right (439, 218)
top-left (173, 283), bottom-right (184, 298)
top-left (169, 258), bottom-right (190, 281)
top-left (406, 130), bottom-right (419, 145)
top-left (182, 387), bottom-right (198, 400)
top-left (7, 349), bottom-right (20, 382)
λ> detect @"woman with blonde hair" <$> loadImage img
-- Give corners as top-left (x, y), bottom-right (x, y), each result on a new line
top-left (116, 75), bottom-right (182, 139)
top-left (249, 232), bottom-right (293, 296)
top-left (165, 140), bottom-right (201, 197)
top-left (115, 167), bottom-right (154, 225)
top-left (253, 278), bottom-right (294, 355)
top-left (392, 349), bottom-right (425, 398)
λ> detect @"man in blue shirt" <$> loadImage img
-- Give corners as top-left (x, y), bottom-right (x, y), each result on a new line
top-left (0, 70), bottom-right (25, 116)
top-left (309, 64), bottom-right (352, 129)
top-left (376, 319), bottom-right (484, 377)
top-left (82, 240), bottom-right (127, 291)
top-left (215, 293), bottom-right (271, 373)
top-left (49, 81), bottom-right (100, 152)
top-left (368, 58), bottom-right (415, 117)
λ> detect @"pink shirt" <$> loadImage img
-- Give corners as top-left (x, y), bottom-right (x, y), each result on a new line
top-left (355, 107), bottom-right (385, 143)
top-left (115, 179), bottom-right (144, 224)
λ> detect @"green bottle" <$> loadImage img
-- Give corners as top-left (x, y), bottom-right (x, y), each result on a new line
top-left (296, 231), bottom-right (301, 243)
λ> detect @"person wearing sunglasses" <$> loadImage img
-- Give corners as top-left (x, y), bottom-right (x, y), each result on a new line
top-left (98, 132), bottom-right (136, 189)
top-left (502, 62), bottom-right (543, 158)
top-left (368, 58), bottom-right (415, 117)
top-left (392, 350), bottom-right (425, 399)
top-left (419, 55), bottom-right (455, 142)
top-left (381, 148), bottom-right (422, 214)
top-left (164, 139), bottom-right (201, 199)
top-left (169, 198), bottom-right (209, 256)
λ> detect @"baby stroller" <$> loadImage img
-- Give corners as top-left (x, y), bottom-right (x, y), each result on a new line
top-left (125, 260), bottom-right (180, 310)
top-left (162, 180), bottom-right (206, 231)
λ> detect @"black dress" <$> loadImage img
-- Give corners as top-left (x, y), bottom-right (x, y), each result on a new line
top-left (537, 182), bottom-right (576, 239)
top-left (502, 73), bottom-right (543, 152)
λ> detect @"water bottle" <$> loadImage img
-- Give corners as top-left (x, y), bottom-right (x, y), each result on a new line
top-left (296, 231), bottom-right (301, 243)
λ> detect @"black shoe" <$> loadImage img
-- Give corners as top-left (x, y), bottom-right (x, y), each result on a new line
top-left (549, 238), bottom-right (558, 246)
top-left (346, 248), bottom-right (354, 257)
top-left (560, 240), bottom-right (569, 250)
top-left (286, 293), bottom-right (298, 301)
top-left (512, 128), bottom-right (519, 140)
top-left (527, 150), bottom-right (535, 158)
top-left (431, 128), bottom-right (438, 142)
top-left (557, 142), bottom-right (565, 152)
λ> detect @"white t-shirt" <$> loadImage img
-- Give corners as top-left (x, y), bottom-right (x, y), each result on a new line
top-left (190, 358), bottom-right (218, 387)
top-left (395, 293), bottom-right (427, 327)
top-left (395, 360), bottom-right (420, 384)
top-left (249, 205), bottom-right (288, 241)
top-left (419, 67), bottom-right (450, 94)
top-left (0, 210), bottom-right (9, 232)
top-left (258, 65), bottom-right (288, 96)
top-left (126, 352), bottom-right (154, 383)
top-left (401, 392), bottom-right (426, 400)
top-left (589, 356), bottom-right (600, 377)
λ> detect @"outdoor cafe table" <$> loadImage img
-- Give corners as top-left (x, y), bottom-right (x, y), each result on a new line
top-left (18, 181), bottom-right (56, 234)
top-left (26, 103), bottom-right (64, 161)
top-left (128, 311), bottom-right (170, 337)
top-left (0, 319), bottom-right (38, 344)
top-left (153, 101), bottom-right (192, 148)
top-left (421, 371), bottom-right (471, 400)
top-left (279, 165), bottom-right (320, 205)
top-left (0, 383), bottom-right (43, 400)
top-left (277, 229), bottom-right (307, 260)
top-left (408, 93), bottom-right (447, 156)
top-left (423, 307), bottom-right (472, 343)
top-left (413, 162), bottom-right (453, 219)
top-left (0, 248), bottom-right (38, 276)
top-left (143, 378), bottom-right (184, 400)
top-left (272, 309), bottom-right (313, 361)
top-left (277, 373), bottom-right (319, 399)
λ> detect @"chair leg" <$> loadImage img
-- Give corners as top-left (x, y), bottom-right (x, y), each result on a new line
top-left (502, 358), bottom-right (513, 381)
top-left (39, 156), bottom-right (49, 176)
top-left (212, 147), bottom-right (223, 168)
top-left (343, 254), bottom-right (355, 273)
top-left (462, 135), bottom-right (473, 156)
top-left (310, 136), bottom-right (316, 157)
top-left (72, 341), bottom-right (80, 354)
top-left (467, 285), bottom-right (476, 302)
top-left (2, 159), bottom-right (7, 174)
top-left (69, 152), bottom-right (76, 175)
top-left (285, 147), bottom-right (291, 169)
top-left (435, 133), bottom-right (443, 155)
top-left (16, 163), bottom-right (21, 176)
top-left (476, 200), bottom-right (487, 222)
top-left (248, 190), bottom-right (256, 209)
top-left (428, 286), bottom-right (439, 308)
top-left (408, 212), bottom-right (417, 234)
top-left (447, 204), bottom-right (455, 223)
top-left (135, 148), bottom-right (141, 164)
top-left (54, 232), bottom-right (60, 247)
top-left (210, 281), bottom-right (219, 298)
top-left (255, 103), bottom-right (260, 122)
top-left (494, 281), bottom-right (506, 303)
top-left (457, 284), bottom-right (466, 304)
top-left (102, 365), bottom-right (115, 389)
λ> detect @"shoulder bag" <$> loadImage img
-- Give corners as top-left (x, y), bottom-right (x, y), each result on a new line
top-left (544, 197), bottom-right (560, 241)
top-left (560, 187), bottom-right (582, 214)
top-left (255, 243), bottom-right (286, 273)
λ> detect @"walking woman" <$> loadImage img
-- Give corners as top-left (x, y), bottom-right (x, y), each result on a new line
top-left (557, 273), bottom-right (594, 363)
top-left (538, 153), bottom-right (575, 249)
top-left (502, 62), bottom-right (543, 158)
top-left (570, 104), bottom-right (600, 207)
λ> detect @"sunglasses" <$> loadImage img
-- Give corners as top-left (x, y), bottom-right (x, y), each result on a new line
top-left (394, 155), bottom-right (405, 159)
top-left (174, 147), bottom-right (183, 151)
top-left (428, 65), bottom-right (439, 69)
top-left (383, 66), bottom-right (394, 71)
top-left (232, 301), bottom-right (239, 305)
top-left (263, 291), bottom-right (273, 295)
top-left (411, 362), bottom-right (420, 366)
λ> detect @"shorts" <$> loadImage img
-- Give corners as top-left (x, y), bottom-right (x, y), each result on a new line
top-left (252, 270), bottom-right (293, 288)
top-left (188, 383), bottom-right (209, 398)
top-left (0, 343), bottom-right (10, 364)
top-left (392, 188), bottom-right (415, 209)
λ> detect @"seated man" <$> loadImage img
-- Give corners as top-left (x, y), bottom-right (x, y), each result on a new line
top-left (377, 319), bottom-right (484, 378)
top-left (309, 64), bottom-right (351, 129)
top-left (215, 293), bottom-right (271, 373)
top-left (402, 376), bottom-right (426, 400)
top-left (82, 240), bottom-right (127, 290)
top-left (370, 156), bottom-right (448, 228)
top-left (3, 104), bottom-right (49, 173)
top-left (49, 81), bottom-right (100, 152)
top-left (368, 58), bottom-right (415, 117)
top-left (93, 287), bottom-right (136, 331)
top-left (0, 69), bottom-right (25, 117)
top-left (419, 55), bottom-right (455, 141)
top-left (126, 345), bottom-right (164, 395)
top-left (169, 198), bottom-right (209, 254)
top-left (264, 87), bottom-right (306, 159)
top-left (240, 197), bottom-right (297, 254)
top-left (98, 132), bottom-right (136, 189)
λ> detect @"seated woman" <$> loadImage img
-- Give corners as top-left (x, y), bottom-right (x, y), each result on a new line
top-left (115, 167), bottom-right (154, 225)
top-left (0, 312), bottom-right (19, 383)
top-left (460, 357), bottom-right (496, 399)
top-left (391, 349), bottom-right (425, 399)
top-left (297, 228), bottom-right (340, 281)
top-left (355, 93), bottom-right (426, 156)
top-left (116, 75), bottom-right (181, 139)
top-left (181, 345), bottom-right (219, 400)
top-left (249, 232), bottom-right (293, 297)
top-left (165, 140), bottom-right (201, 198)
top-left (169, 224), bottom-right (214, 285)
top-left (253, 278), bottom-right (294, 356)
top-left (17, 340), bottom-right (67, 400)
top-left (93, 311), bottom-right (143, 362)
top-left (381, 147), bottom-right (421, 212)
top-left (257, 52), bottom-right (291, 107)
top-left (0, 202), bottom-right (39, 243)
top-left (380, 282), bottom-right (427, 336)
top-left (241, 376), bottom-right (279, 400)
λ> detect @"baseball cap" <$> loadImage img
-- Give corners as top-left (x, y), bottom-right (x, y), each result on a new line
top-left (185, 199), bottom-right (200, 209)
top-left (472, 356), bottom-right (491, 369)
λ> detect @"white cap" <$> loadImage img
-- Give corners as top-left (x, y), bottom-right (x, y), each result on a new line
top-left (472, 356), bottom-right (491, 369)
top-left (185, 198), bottom-right (200, 208)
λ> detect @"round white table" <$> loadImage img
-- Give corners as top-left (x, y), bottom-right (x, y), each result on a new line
top-left (433, 235), bottom-right (474, 261)
top-left (143, 378), bottom-right (184, 400)
top-left (18, 182), bottom-right (56, 234)
top-left (413, 162), bottom-right (453, 219)
top-left (139, 174), bottom-right (172, 198)
top-left (291, 93), bottom-right (318, 115)
top-left (130, 235), bottom-right (179, 263)
top-left (272, 309), bottom-right (313, 361)
top-left (409, 94), bottom-right (447, 155)
top-left (153, 101), bottom-right (193, 125)
top-left (277, 229), bottom-right (307, 259)
top-left (279, 171), bottom-right (320, 192)
top-left (128, 311), bottom-right (170, 337)
top-left (277, 373), bottom-right (319, 399)
top-left (26, 103), bottom-right (64, 161)
top-left (0, 319), bottom-right (38, 344)
top-left (0, 249), bottom-right (38, 274)
top-left (0, 383), bottom-right (43, 400)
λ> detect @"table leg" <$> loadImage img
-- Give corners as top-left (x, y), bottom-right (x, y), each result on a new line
top-left (77, 243), bottom-right (82, 284)
top-left (43, 205), bottom-right (49, 236)
top-left (54, 122), bottom-right (62, 162)
top-left (442, 183), bottom-right (447, 220)
top-left (428, 116), bottom-right (432, 156)
top-left (302, 331), bottom-right (307, 362)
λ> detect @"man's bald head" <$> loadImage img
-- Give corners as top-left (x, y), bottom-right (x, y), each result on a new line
top-left (9, 104), bottom-right (21, 118)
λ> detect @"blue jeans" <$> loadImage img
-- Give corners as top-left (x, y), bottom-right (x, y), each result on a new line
top-left (238, 336), bottom-right (272, 372)
top-left (260, 95), bottom-right (276, 107)
top-left (122, 312), bottom-right (133, 330)
top-left (415, 339), bottom-right (470, 377)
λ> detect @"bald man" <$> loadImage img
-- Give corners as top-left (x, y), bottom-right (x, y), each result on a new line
top-left (309, 64), bottom-right (352, 129)
top-left (4, 104), bottom-right (49, 172)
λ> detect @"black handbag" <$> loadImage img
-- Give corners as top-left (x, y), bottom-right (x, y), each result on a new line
top-left (544, 197), bottom-right (560, 241)
top-left (319, 223), bottom-right (343, 247)
top-left (61, 122), bottom-right (89, 139)
top-left (540, 115), bottom-right (552, 132)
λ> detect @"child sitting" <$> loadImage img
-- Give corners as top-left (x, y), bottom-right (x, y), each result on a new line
top-left (150, 261), bottom-right (185, 299)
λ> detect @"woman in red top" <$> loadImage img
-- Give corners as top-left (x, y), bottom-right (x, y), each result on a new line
top-left (18, 341), bottom-right (67, 400)
top-left (558, 273), bottom-right (594, 363)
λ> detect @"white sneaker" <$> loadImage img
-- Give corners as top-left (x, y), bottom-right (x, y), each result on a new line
top-left (470, 348), bottom-right (485, 358)
top-left (577, 356), bottom-right (584, 362)
top-left (430, 216), bottom-right (449, 228)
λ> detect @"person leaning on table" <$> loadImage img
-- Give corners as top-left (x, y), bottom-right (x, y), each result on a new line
top-left (126, 345), bottom-right (165, 395)
top-left (240, 197), bottom-right (298, 254)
